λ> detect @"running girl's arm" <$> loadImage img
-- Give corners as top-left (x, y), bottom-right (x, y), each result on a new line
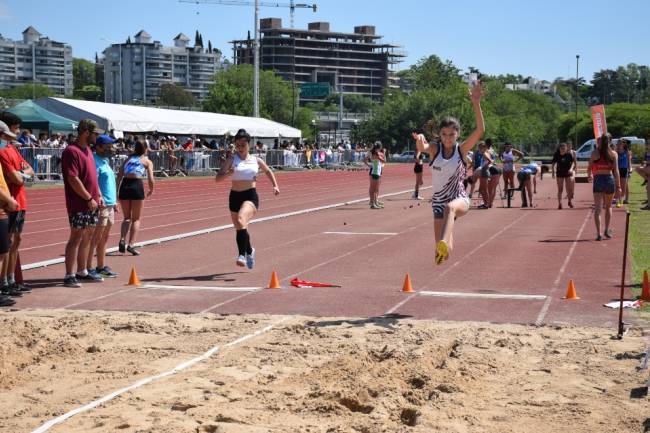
top-left (145, 158), bottom-right (155, 197)
top-left (257, 158), bottom-right (280, 195)
top-left (460, 81), bottom-right (485, 156)
top-left (215, 157), bottom-right (233, 183)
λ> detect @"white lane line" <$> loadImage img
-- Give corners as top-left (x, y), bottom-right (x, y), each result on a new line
top-left (62, 288), bottom-right (136, 309)
top-left (323, 231), bottom-right (398, 236)
top-left (419, 291), bottom-right (547, 300)
top-left (383, 212), bottom-right (530, 315)
top-left (535, 208), bottom-right (592, 326)
top-left (30, 317), bottom-right (288, 433)
top-left (22, 187), bottom-right (429, 271)
top-left (140, 284), bottom-right (260, 292)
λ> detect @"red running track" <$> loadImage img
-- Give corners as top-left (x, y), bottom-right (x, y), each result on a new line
top-left (14, 166), bottom-right (635, 328)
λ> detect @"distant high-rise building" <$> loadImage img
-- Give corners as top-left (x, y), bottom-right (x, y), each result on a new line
top-left (231, 19), bottom-right (404, 104)
top-left (0, 26), bottom-right (73, 96)
top-left (102, 30), bottom-right (224, 105)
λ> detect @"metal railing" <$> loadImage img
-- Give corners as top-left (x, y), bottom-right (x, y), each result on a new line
top-left (18, 148), bottom-right (371, 181)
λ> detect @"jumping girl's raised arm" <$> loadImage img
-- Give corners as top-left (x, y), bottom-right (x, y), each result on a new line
top-left (215, 156), bottom-right (234, 183)
top-left (257, 157), bottom-right (280, 195)
top-left (460, 81), bottom-right (485, 156)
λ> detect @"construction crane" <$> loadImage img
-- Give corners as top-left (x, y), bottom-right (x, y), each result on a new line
top-left (179, 0), bottom-right (317, 28)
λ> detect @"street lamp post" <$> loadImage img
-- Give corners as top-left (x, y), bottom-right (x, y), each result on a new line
top-left (311, 119), bottom-right (317, 147)
top-left (253, 0), bottom-right (260, 117)
top-left (574, 54), bottom-right (579, 147)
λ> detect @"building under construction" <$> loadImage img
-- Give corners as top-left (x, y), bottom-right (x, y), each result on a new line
top-left (231, 19), bottom-right (404, 104)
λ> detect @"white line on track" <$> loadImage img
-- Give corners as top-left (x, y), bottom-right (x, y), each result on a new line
top-left (139, 284), bottom-right (260, 292)
top-left (534, 208), bottom-right (592, 326)
top-left (29, 317), bottom-right (288, 433)
top-left (323, 231), bottom-right (398, 236)
top-left (61, 288), bottom-right (136, 309)
top-left (22, 187), bottom-right (430, 271)
top-left (419, 291), bottom-right (547, 300)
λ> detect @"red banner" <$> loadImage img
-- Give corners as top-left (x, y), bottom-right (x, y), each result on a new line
top-left (591, 105), bottom-right (608, 139)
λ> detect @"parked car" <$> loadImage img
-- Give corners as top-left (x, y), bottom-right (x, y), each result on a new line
top-left (575, 136), bottom-right (645, 160)
top-left (391, 150), bottom-right (429, 163)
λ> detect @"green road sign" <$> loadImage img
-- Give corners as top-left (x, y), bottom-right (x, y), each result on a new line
top-left (300, 82), bottom-right (331, 98)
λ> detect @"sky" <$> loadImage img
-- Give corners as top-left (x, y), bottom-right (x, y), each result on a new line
top-left (0, 0), bottom-right (648, 82)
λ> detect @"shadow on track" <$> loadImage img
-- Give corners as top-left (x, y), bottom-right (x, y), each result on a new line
top-left (141, 272), bottom-right (246, 283)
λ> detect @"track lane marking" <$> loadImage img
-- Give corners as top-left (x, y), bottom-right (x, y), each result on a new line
top-left (139, 284), bottom-right (260, 292)
top-left (419, 291), bottom-right (546, 300)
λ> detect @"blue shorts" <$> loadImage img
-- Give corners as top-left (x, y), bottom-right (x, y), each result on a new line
top-left (593, 174), bottom-right (615, 194)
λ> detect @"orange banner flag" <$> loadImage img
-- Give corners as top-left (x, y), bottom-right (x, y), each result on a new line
top-left (591, 104), bottom-right (608, 139)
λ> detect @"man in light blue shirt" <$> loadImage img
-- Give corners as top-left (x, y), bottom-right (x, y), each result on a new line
top-left (87, 134), bottom-right (119, 278)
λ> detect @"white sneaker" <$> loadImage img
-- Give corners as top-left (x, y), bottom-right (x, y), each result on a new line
top-left (236, 255), bottom-right (246, 267)
top-left (246, 248), bottom-right (255, 269)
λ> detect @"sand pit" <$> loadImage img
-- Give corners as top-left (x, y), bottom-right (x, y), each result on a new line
top-left (0, 310), bottom-right (648, 433)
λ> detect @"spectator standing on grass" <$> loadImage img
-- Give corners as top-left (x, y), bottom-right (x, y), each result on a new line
top-left (0, 112), bottom-right (34, 295)
top-left (61, 119), bottom-right (103, 288)
top-left (587, 133), bottom-right (621, 240)
top-left (635, 140), bottom-right (650, 210)
top-left (0, 122), bottom-right (21, 305)
top-left (117, 140), bottom-right (154, 256)
top-left (87, 135), bottom-right (119, 279)
top-left (616, 138), bottom-right (632, 206)
top-left (551, 143), bottom-right (575, 209)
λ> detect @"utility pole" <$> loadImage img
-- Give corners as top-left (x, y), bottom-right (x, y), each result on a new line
top-left (253, 0), bottom-right (260, 117)
top-left (575, 54), bottom-right (579, 147)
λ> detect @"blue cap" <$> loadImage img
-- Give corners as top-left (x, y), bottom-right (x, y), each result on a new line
top-left (96, 134), bottom-right (116, 145)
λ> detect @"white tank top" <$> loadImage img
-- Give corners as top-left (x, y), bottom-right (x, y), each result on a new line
top-left (502, 150), bottom-right (515, 171)
top-left (231, 153), bottom-right (259, 181)
top-left (430, 143), bottom-right (466, 204)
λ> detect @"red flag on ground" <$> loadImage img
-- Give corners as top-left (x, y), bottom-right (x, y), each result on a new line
top-left (290, 278), bottom-right (341, 288)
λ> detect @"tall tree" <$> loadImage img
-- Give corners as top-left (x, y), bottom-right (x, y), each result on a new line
top-left (159, 83), bottom-right (197, 107)
top-left (73, 58), bottom-right (96, 90)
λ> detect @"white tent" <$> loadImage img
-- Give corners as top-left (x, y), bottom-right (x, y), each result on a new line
top-left (34, 98), bottom-right (302, 138)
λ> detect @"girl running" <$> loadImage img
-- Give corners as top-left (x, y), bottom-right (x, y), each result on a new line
top-left (412, 149), bottom-right (424, 200)
top-left (215, 129), bottom-right (279, 268)
top-left (551, 143), bottom-right (575, 209)
top-left (587, 133), bottom-right (621, 240)
top-left (365, 143), bottom-right (385, 209)
top-left (412, 80), bottom-right (484, 265)
top-left (117, 140), bottom-right (154, 256)
top-left (500, 142), bottom-right (524, 192)
top-left (616, 138), bottom-right (631, 206)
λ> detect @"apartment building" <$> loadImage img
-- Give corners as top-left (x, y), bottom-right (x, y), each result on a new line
top-left (0, 26), bottom-right (73, 96)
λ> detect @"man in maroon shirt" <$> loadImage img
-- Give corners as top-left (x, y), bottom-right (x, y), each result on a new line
top-left (61, 119), bottom-right (104, 288)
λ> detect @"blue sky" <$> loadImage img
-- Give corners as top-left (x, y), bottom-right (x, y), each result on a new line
top-left (1, 0), bottom-right (647, 82)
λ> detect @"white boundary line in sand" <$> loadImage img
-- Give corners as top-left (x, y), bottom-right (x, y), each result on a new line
top-left (384, 212), bottom-right (530, 315)
top-left (419, 291), bottom-right (547, 300)
top-left (22, 187), bottom-right (430, 271)
top-left (139, 284), bottom-right (261, 292)
top-left (323, 231), bottom-right (398, 236)
top-left (30, 317), bottom-right (288, 433)
top-left (534, 208), bottom-right (592, 326)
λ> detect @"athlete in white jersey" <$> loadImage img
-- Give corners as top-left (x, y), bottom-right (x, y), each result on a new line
top-left (412, 80), bottom-right (485, 265)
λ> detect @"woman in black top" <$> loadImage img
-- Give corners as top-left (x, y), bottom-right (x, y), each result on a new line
top-left (551, 143), bottom-right (576, 209)
top-left (412, 150), bottom-right (425, 199)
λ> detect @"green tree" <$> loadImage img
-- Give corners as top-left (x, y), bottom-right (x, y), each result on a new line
top-left (73, 58), bottom-right (96, 90)
top-left (158, 83), bottom-right (197, 107)
top-left (0, 82), bottom-right (54, 99)
top-left (74, 85), bottom-right (102, 101)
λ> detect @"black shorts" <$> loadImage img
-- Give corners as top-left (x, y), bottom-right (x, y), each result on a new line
top-left (517, 172), bottom-right (531, 183)
top-left (229, 189), bottom-right (259, 213)
top-left (369, 171), bottom-right (381, 180)
top-left (8, 210), bottom-right (25, 234)
top-left (489, 166), bottom-right (502, 176)
top-left (68, 210), bottom-right (99, 229)
top-left (118, 178), bottom-right (145, 200)
top-left (619, 168), bottom-right (628, 178)
top-left (0, 218), bottom-right (9, 254)
top-left (414, 163), bottom-right (423, 174)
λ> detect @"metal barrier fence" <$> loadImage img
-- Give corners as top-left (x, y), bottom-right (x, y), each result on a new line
top-left (18, 148), bottom-right (370, 181)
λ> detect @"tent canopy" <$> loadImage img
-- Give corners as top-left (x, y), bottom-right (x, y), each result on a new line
top-left (7, 100), bottom-right (78, 133)
top-left (34, 98), bottom-right (302, 139)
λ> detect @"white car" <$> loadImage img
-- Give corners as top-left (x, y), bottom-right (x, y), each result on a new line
top-left (575, 136), bottom-right (645, 160)
top-left (392, 151), bottom-right (428, 163)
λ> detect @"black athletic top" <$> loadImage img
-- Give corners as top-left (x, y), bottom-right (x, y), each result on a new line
top-left (553, 152), bottom-right (574, 177)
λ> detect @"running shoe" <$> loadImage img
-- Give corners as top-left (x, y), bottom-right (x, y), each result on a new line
top-left (568, 201), bottom-right (574, 208)
top-left (8, 282), bottom-right (31, 293)
top-left (97, 266), bottom-right (118, 278)
top-left (76, 270), bottom-right (104, 282)
top-left (478, 204), bottom-right (489, 209)
top-left (1, 284), bottom-right (22, 297)
top-left (377, 201), bottom-right (385, 206)
top-left (0, 294), bottom-right (15, 307)
top-left (118, 240), bottom-right (126, 253)
top-left (595, 235), bottom-right (602, 241)
top-left (623, 199), bottom-right (629, 205)
top-left (63, 276), bottom-right (82, 288)
top-left (558, 203), bottom-right (562, 210)
top-left (370, 204), bottom-right (381, 209)
top-left (604, 229), bottom-right (613, 239)
top-left (246, 248), bottom-right (256, 270)
top-left (236, 255), bottom-right (246, 267)
top-left (435, 240), bottom-right (449, 265)
top-left (126, 246), bottom-right (140, 256)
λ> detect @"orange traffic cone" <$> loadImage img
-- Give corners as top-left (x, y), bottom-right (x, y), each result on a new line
top-left (267, 270), bottom-right (281, 289)
top-left (641, 271), bottom-right (650, 302)
top-left (401, 274), bottom-right (414, 293)
top-left (127, 267), bottom-right (141, 286)
top-left (563, 280), bottom-right (580, 300)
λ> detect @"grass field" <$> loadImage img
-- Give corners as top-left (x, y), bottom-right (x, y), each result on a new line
top-left (627, 174), bottom-right (650, 316)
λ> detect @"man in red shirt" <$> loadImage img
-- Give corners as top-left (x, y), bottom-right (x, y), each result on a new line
top-left (61, 119), bottom-right (103, 288)
top-left (0, 112), bottom-right (35, 294)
